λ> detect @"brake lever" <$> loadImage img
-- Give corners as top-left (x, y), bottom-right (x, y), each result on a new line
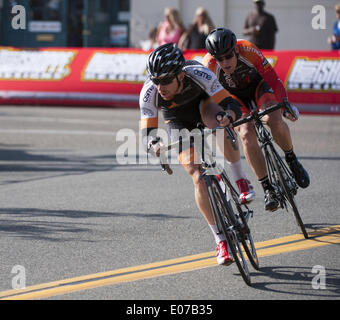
top-left (225, 126), bottom-right (237, 151)
top-left (283, 98), bottom-right (297, 121)
top-left (226, 126), bottom-right (236, 143)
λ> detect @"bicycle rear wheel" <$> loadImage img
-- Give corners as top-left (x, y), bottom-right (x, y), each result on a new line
top-left (207, 176), bottom-right (252, 286)
top-left (267, 144), bottom-right (309, 239)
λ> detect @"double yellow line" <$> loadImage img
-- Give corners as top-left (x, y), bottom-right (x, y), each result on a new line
top-left (1, 225), bottom-right (339, 300)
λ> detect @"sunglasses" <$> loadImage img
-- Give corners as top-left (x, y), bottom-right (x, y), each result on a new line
top-left (215, 50), bottom-right (235, 62)
top-left (151, 76), bottom-right (175, 85)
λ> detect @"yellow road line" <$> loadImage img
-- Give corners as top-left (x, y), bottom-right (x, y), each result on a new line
top-left (1, 224), bottom-right (339, 300)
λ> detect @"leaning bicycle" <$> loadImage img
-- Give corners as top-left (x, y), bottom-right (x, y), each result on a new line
top-left (159, 125), bottom-right (259, 286)
top-left (232, 99), bottom-right (309, 239)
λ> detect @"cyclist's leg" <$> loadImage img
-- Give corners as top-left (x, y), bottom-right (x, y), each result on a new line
top-left (179, 149), bottom-right (215, 223)
top-left (234, 98), bottom-right (267, 180)
top-left (178, 147), bottom-right (232, 264)
top-left (256, 81), bottom-right (293, 152)
top-left (167, 118), bottom-right (233, 264)
top-left (165, 119), bottom-right (216, 226)
top-left (200, 98), bottom-right (255, 204)
top-left (234, 92), bottom-right (279, 211)
top-left (257, 81), bottom-right (310, 188)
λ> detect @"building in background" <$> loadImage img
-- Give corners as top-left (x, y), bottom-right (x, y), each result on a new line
top-left (0, 0), bottom-right (130, 47)
top-left (0, 0), bottom-right (339, 50)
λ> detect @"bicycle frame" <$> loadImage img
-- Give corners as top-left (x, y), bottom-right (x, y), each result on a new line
top-left (160, 127), bottom-right (243, 204)
top-left (232, 101), bottom-right (308, 238)
top-left (251, 113), bottom-right (298, 199)
top-left (159, 126), bottom-right (259, 284)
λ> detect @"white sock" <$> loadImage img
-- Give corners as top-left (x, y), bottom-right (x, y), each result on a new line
top-left (227, 159), bottom-right (246, 182)
top-left (209, 224), bottom-right (226, 244)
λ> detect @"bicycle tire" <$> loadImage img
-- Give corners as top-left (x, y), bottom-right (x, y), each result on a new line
top-left (206, 176), bottom-right (252, 286)
top-left (266, 144), bottom-right (309, 239)
top-left (219, 172), bottom-right (259, 270)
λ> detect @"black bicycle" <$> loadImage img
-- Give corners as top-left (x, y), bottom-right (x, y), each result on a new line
top-left (232, 99), bottom-right (309, 239)
top-left (159, 125), bottom-right (259, 286)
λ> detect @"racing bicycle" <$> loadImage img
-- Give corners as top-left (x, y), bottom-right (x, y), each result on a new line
top-left (159, 125), bottom-right (259, 286)
top-left (232, 99), bottom-right (309, 239)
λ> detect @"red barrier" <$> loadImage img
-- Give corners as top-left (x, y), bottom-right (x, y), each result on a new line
top-left (0, 47), bottom-right (339, 112)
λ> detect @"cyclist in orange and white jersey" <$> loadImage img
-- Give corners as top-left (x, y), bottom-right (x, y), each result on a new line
top-left (140, 43), bottom-right (257, 265)
top-left (203, 28), bottom-right (310, 211)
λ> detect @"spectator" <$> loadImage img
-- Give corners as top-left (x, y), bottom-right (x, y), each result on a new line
top-left (179, 7), bottom-right (215, 50)
top-left (243, 0), bottom-right (278, 50)
top-left (139, 27), bottom-right (158, 51)
top-left (156, 8), bottom-right (185, 46)
top-left (328, 4), bottom-right (340, 50)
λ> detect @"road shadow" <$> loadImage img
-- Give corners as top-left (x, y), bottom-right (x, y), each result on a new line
top-left (249, 265), bottom-right (340, 298)
top-left (2, 146), bottom-right (339, 186)
top-left (229, 223), bottom-right (340, 297)
top-left (0, 148), bottom-right (161, 185)
top-left (304, 222), bottom-right (340, 231)
top-left (0, 207), bottom-right (193, 242)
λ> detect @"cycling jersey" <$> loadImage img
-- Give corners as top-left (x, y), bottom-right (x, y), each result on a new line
top-left (202, 39), bottom-right (287, 104)
top-left (139, 60), bottom-right (241, 148)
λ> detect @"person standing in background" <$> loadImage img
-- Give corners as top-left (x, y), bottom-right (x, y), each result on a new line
top-left (328, 4), bottom-right (340, 50)
top-left (179, 7), bottom-right (215, 50)
top-left (243, 0), bottom-right (278, 50)
top-left (156, 8), bottom-right (185, 46)
top-left (139, 27), bottom-right (158, 51)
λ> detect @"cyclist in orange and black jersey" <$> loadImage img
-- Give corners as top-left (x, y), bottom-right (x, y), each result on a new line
top-left (141, 52), bottom-right (256, 206)
top-left (203, 28), bottom-right (310, 211)
top-left (140, 43), bottom-right (256, 265)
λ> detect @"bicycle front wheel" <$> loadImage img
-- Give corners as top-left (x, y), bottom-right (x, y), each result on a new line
top-left (238, 222), bottom-right (259, 270)
top-left (220, 171), bottom-right (259, 270)
top-left (267, 145), bottom-right (308, 239)
top-left (206, 176), bottom-right (252, 286)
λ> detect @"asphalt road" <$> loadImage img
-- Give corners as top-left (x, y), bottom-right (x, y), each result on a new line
top-left (0, 105), bottom-right (339, 302)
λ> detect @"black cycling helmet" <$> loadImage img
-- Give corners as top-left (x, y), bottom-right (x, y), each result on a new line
top-left (205, 28), bottom-right (237, 57)
top-left (147, 43), bottom-right (185, 78)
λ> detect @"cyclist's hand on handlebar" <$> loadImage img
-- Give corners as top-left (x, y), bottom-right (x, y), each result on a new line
top-left (283, 104), bottom-right (299, 122)
top-left (215, 111), bottom-right (233, 127)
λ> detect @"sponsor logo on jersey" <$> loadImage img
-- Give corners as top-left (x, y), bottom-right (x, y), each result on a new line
top-left (264, 56), bottom-right (277, 68)
top-left (222, 73), bottom-right (237, 88)
top-left (193, 69), bottom-right (212, 81)
top-left (262, 59), bottom-right (271, 69)
top-left (243, 45), bottom-right (263, 58)
top-left (141, 107), bottom-right (155, 117)
top-left (210, 79), bottom-right (222, 93)
top-left (143, 86), bottom-right (154, 103)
